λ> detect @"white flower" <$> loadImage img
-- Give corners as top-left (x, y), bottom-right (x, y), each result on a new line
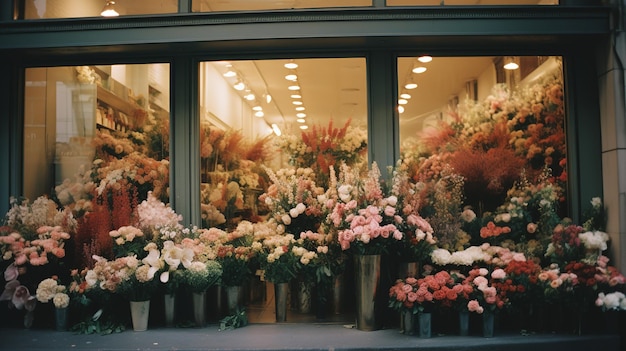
top-left (53, 293), bottom-right (70, 309)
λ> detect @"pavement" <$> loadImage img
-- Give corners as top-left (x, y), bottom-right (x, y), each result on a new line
top-left (0, 323), bottom-right (620, 351)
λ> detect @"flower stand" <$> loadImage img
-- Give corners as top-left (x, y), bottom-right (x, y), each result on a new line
top-left (130, 300), bottom-right (150, 331)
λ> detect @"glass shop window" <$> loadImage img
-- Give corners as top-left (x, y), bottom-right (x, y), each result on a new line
top-left (192, 0), bottom-right (372, 12)
top-left (23, 63), bottom-right (170, 266)
top-left (20, 0), bottom-right (178, 19)
top-left (198, 58), bottom-right (368, 230)
top-left (397, 55), bottom-right (567, 252)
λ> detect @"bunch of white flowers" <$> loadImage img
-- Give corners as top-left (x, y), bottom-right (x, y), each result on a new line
top-left (595, 292), bottom-right (626, 311)
top-left (579, 231), bottom-right (609, 251)
top-left (36, 278), bottom-right (70, 309)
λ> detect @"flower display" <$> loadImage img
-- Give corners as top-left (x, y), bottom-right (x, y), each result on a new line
top-left (252, 221), bottom-right (299, 284)
top-left (595, 292), bottom-right (626, 311)
top-left (329, 163), bottom-right (406, 255)
top-left (181, 260), bottom-right (222, 293)
top-left (276, 119), bottom-right (367, 187)
top-left (36, 277), bottom-right (70, 308)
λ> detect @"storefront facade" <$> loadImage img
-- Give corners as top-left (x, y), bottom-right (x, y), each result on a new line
top-left (0, 0), bottom-right (624, 330)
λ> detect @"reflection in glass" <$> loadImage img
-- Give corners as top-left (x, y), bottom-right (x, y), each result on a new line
top-left (22, 0), bottom-right (177, 19)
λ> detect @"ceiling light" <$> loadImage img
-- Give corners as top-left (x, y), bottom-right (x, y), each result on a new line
top-left (284, 61), bottom-right (298, 69)
top-left (252, 106), bottom-right (263, 111)
top-left (100, 0), bottom-right (119, 17)
top-left (285, 74), bottom-right (298, 81)
top-left (255, 111), bottom-right (264, 117)
top-left (292, 101), bottom-right (303, 105)
top-left (295, 106), bottom-right (305, 111)
top-left (244, 93), bottom-right (255, 101)
top-left (223, 70), bottom-right (236, 78)
top-left (271, 123), bottom-right (282, 136)
top-left (288, 85), bottom-right (300, 91)
top-left (299, 125), bottom-right (309, 130)
top-left (412, 66), bottom-right (427, 74)
top-left (418, 56), bottom-right (433, 63)
top-left (234, 81), bottom-right (245, 91)
top-left (398, 105), bottom-right (405, 113)
top-left (398, 99), bottom-right (408, 105)
top-left (404, 82), bottom-right (418, 90)
top-left (290, 94), bottom-right (302, 99)
top-left (297, 118), bottom-right (306, 123)
top-left (265, 94), bottom-right (272, 103)
top-left (503, 57), bottom-right (519, 70)
top-left (296, 113), bottom-right (306, 118)
top-left (400, 93), bottom-right (411, 99)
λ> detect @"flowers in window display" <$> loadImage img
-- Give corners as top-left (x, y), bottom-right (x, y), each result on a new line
top-left (595, 292), bottom-right (626, 311)
top-left (328, 162), bottom-right (406, 256)
top-left (75, 66), bottom-right (98, 84)
top-left (260, 167), bottom-right (325, 236)
top-left (200, 181), bottom-right (244, 228)
top-left (110, 226), bottom-right (146, 258)
top-left (276, 119), bottom-right (367, 187)
top-left (181, 260), bottom-right (222, 294)
top-left (252, 222), bottom-right (299, 284)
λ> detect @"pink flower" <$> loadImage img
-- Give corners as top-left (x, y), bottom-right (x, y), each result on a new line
top-left (384, 206), bottom-right (396, 217)
top-left (467, 300), bottom-right (484, 314)
top-left (491, 268), bottom-right (506, 279)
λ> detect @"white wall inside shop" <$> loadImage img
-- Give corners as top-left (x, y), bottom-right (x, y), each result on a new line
top-left (200, 62), bottom-right (272, 139)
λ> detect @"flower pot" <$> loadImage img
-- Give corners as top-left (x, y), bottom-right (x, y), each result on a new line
top-left (354, 254), bottom-right (381, 331)
top-left (418, 312), bottom-right (432, 338)
top-left (274, 282), bottom-right (289, 322)
top-left (402, 310), bottom-right (416, 335)
top-left (458, 310), bottom-right (469, 336)
top-left (225, 285), bottom-right (242, 314)
top-left (297, 281), bottom-right (312, 314)
top-left (55, 307), bottom-right (68, 331)
top-left (192, 291), bottom-right (206, 327)
top-left (482, 311), bottom-right (495, 338)
top-left (163, 293), bottom-right (175, 327)
top-left (130, 300), bottom-right (150, 332)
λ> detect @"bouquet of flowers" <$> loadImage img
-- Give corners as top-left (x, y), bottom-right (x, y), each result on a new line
top-left (329, 162), bottom-right (404, 256)
top-left (253, 223), bottom-right (299, 284)
top-left (181, 260), bottom-right (222, 293)
top-left (36, 277), bottom-right (70, 309)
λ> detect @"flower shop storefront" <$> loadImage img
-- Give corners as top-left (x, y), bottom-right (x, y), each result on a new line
top-left (1, 3), bottom-right (624, 346)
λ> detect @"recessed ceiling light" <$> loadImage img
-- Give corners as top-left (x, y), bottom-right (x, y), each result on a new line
top-left (398, 99), bottom-right (408, 105)
top-left (418, 56), bottom-right (433, 63)
top-left (285, 74), bottom-right (298, 81)
top-left (404, 83), bottom-right (418, 90)
top-left (292, 101), bottom-right (303, 105)
top-left (297, 118), bottom-right (306, 123)
top-left (244, 93), bottom-right (255, 101)
top-left (288, 85), bottom-right (300, 91)
top-left (400, 93), bottom-right (411, 99)
top-left (295, 106), bottom-right (305, 111)
top-left (290, 94), bottom-right (302, 99)
top-left (252, 106), bottom-right (263, 111)
top-left (398, 105), bottom-right (405, 113)
top-left (265, 94), bottom-right (272, 103)
top-left (412, 67), bottom-right (427, 74)
top-left (234, 82), bottom-right (245, 91)
top-left (299, 125), bottom-right (309, 130)
top-left (272, 123), bottom-right (282, 136)
top-left (296, 113), bottom-right (306, 118)
top-left (254, 111), bottom-right (264, 117)
top-left (284, 62), bottom-right (298, 69)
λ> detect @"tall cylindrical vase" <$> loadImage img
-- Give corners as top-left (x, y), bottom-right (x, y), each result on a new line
top-left (55, 307), bottom-right (68, 331)
top-left (402, 310), bottom-right (415, 335)
top-left (225, 285), bottom-right (241, 314)
top-left (130, 300), bottom-right (150, 332)
top-left (459, 311), bottom-right (469, 336)
top-left (274, 282), bottom-right (289, 322)
top-left (164, 294), bottom-right (175, 327)
top-left (192, 291), bottom-right (206, 327)
top-left (483, 311), bottom-right (495, 338)
top-left (333, 274), bottom-right (344, 315)
top-left (297, 281), bottom-right (312, 314)
top-left (354, 254), bottom-right (381, 331)
top-left (418, 312), bottom-right (432, 338)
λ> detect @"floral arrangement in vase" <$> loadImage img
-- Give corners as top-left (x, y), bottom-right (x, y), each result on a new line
top-left (181, 260), bottom-right (222, 294)
top-left (252, 221), bottom-right (299, 284)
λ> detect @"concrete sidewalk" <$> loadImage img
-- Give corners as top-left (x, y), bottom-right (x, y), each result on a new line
top-left (0, 323), bottom-right (620, 351)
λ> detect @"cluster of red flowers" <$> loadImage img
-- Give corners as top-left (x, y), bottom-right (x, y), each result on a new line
top-left (479, 221), bottom-right (512, 239)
